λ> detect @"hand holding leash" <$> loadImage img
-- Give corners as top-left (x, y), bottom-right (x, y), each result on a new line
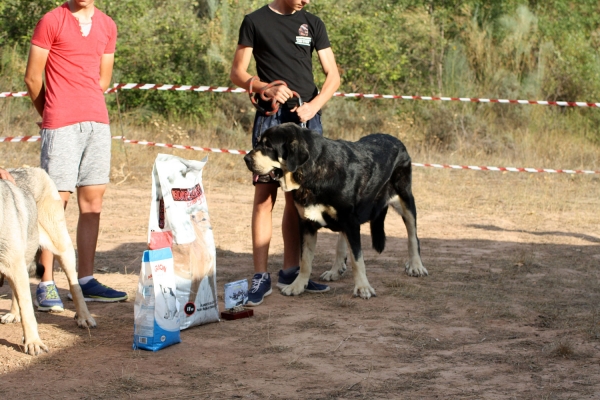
top-left (293, 100), bottom-right (317, 127)
top-left (248, 76), bottom-right (301, 117)
top-left (290, 96), bottom-right (307, 128)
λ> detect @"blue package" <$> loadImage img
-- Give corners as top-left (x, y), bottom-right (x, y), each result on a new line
top-left (133, 248), bottom-right (181, 351)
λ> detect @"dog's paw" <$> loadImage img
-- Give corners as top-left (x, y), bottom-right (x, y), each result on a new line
top-left (1, 313), bottom-right (21, 324)
top-left (23, 339), bottom-right (49, 356)
top-left (280, 278), bottom-right (308, 296)
top-left (320, 264), bottom-right (347, 282)
top-left (405, 261), bottom-right (428, 277)
top-left (74, 313), bottom-right (97, 329)
top-left (353, 285), bottom-right (376, 299)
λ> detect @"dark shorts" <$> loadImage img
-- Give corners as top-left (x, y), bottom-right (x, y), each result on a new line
top-left (251, 108), bottom-right (323, 185)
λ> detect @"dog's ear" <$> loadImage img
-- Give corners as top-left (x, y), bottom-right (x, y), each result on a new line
top-left (286, 138), bottom-right (309, 172)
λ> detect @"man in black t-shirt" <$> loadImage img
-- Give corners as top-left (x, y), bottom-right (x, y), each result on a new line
top-left (230, 0), bottom-right (340, 306)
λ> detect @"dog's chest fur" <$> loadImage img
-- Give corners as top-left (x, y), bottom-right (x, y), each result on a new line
top-left (293, 187), bottom-right (339, 227)
top-left (295, 202), bottom-right (337, 226)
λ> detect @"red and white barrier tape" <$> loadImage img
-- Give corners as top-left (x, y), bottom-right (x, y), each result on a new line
top-left (0, 135), bottom-right (40, 142)
top-left (0, 91), bottom-right (28, 98)
top-left (410, 162), bottom-right (598, 174)
top-left (2, 83), bottom-right (600, 107)
top-left (337, 94), bottom-right (600, 108)
top-left (104, 83), bottom-right (248, 94)
top-left (0, 135), bottom-right (248, 155)
top-left (2, 135), bottom-right (597, 175)
top-left (117, 137), bottom-right (248, 155)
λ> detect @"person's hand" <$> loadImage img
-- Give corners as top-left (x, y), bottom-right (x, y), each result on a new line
top-left (262, 84), bottom-right (294, 105)
top-left (36, 121), bottom-right (42, 128)
top-left (0, 168), bottom-right (16, 184)
top-left (293, 102), bottom-right (317, 123)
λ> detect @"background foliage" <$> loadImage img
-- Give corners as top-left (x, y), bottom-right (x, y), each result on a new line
top-left (1, 0), bottom-right (600, 144)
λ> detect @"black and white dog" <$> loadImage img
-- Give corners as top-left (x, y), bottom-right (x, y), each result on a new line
top-left (244, 123), bottom-right (427, 299)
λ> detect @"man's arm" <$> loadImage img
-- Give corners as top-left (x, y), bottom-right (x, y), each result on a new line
top-left (99, 53), bottom-right (115, 92)
top-left (230, 45), bottom-right (254, 90)
top-left (24, 44), bottom-right (50, 118)
top-left (295, 47), bottom-right (341, 123)
top-left (230, 44), bottom-right (294, 104)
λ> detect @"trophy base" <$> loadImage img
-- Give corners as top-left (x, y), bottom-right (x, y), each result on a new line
top-left (221, 308), bottom-right (254, 320)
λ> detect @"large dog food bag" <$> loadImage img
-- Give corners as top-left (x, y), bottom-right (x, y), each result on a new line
top-left (148, 153), bottom-right (219, 329)
top-left (133, 248), bottom-right (181, 351)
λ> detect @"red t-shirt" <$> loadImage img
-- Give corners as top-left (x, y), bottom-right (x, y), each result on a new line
top-left (31, 3), bottom-right (117, 129)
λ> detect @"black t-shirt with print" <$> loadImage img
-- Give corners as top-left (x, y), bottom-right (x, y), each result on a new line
top-left (238, 5), bottom-right (331, 105)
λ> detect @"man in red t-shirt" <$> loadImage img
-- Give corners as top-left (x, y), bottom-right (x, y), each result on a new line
top-left (24, 0), bottom-right (127, 311)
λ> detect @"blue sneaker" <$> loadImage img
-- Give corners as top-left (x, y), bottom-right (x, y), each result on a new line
top-left (67, 278), bottom-right (128, 302)
top-left (246, 273), bottom-right (272, 307)
top-left (276, 266), bottom-right (330, 293)
top-left (35, 283), bottom-right (64, 312)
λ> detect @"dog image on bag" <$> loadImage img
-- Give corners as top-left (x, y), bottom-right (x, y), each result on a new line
top-left (244, 123), bottom-right (428, 299)
top-left (171, 210), bottom-right (215, 306)
top-left (0, 168), bottom-right (96, 355)
top-left (159, 284), bottom-right (178, 320)
top-left (189, 211), bottom-right (216, 302)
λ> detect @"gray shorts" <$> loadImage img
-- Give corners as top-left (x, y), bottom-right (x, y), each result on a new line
top-left (40, 122), bottom-right (112, 192)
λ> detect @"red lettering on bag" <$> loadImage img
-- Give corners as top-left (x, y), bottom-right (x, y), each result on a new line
top-left (171, 184), bottom-right (204, 203)
top-left (154, 264), bottom-right (167, 273)
top-left (159, 198), bottom-right (165, 229)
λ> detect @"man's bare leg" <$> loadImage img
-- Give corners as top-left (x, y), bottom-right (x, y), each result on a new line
top-left (72, 184), bottom-right (127, 302)
top-left (75, 184), bottom-right (106, 279)
top-left (251, 183), bottom-right (278, 273)
top-left (282, 191), bottom-right (300, 268)
top-left (247, 183), bottom-right (278, 306)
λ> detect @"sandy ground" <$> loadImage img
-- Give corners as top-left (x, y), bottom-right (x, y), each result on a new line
top-left (1, 166), bottom-right (599, 399)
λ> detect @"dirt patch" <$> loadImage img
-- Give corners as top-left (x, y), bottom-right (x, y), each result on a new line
top-left (1, 167), bottom-right (599, 399)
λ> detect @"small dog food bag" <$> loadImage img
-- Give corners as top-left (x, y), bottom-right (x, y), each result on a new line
top-left (148, 153), bottom-right (219, 330)
top-left (133, 247), bottom-right (181, 351)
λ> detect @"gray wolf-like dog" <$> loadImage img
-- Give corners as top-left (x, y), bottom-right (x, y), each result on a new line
top-left (0, 168), bottom-right (96, 355)
top-left (244, 123), bottom-right (428, 299)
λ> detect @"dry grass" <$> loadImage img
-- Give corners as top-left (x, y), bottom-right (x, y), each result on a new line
top-left (544, 339), bottom-right (577, 359)
top-left (295, 318), bottom-right (339, 330)
top-left (261, 345), bottom-right (291, 354)
top-left (332, 296), bottom-right (357, 309)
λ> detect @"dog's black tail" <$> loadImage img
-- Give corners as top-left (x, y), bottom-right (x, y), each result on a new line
top-left (370, 206), bottom-right (388, 253)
